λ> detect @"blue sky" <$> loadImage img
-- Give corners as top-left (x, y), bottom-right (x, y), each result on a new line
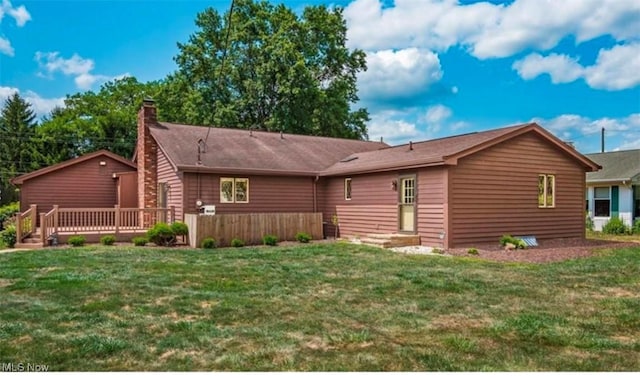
top-left (1, 0), bottom-right (639, 153)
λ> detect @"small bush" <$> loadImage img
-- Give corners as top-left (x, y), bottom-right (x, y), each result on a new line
top-left (585, 212), bottom-right (594, 231)
top-left (201, 237), bottom-right (216, 249)
top-left (262, 234), bottom-right (278, 246)
top-left (100, 235), bottom-right (116, 246)
top-left (171, 222), bottom-right (189, 236)
top-left (602, 217), bottom-right (630, 235)
top-left (0, 224), bottom-right (17, 248)
top-left (432, 248), bottom-right (444, 254)
top-left (499, 235), bottom-right (526, 249)
top-left (0, 202), bottom-right (19, 231)
top-left (68, 235), bottom-right (86, 247)
top-left (296, 232), bottom-right (312, 243)
top-left (147, 222), bottom-right (176, 246)
top-left (132, 236), bottom-right (148, 246)
top-left (634, 219), bottom-right (640, 235)
top-left (467, 247), bottom-right (479, 255)
top-left (231, 238), bottom-right (245, 248)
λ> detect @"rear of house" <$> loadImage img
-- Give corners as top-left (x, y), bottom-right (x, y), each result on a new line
top-left (319, 125), bottom-right (600, 248)
top-left (585, 149), bottom-right (640, 231)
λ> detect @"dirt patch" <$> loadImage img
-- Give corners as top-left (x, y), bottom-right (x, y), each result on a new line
top-left (447, 238), bottom-right (639, 264)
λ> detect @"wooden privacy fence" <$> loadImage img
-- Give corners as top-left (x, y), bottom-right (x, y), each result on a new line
top-left (185, 212), bottom-right (323, 248)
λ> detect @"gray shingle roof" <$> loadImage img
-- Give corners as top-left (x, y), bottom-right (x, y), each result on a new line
top-left (585, 149), bottom-right (640, 183)
top-left (149, 122), bottom-right (388, 175)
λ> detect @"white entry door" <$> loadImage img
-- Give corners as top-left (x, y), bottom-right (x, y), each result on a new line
top-left (399, 177), bottom-right (416, 232)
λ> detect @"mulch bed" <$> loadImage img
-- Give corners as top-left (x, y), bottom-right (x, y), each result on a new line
top-left (447, 238), bottom-right (640, 263)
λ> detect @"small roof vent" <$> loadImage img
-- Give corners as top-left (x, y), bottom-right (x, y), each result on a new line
top-left (340, 156), bottom-right (359, 163)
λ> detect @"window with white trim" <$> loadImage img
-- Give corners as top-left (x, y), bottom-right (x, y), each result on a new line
top-left (220, 177), bottom-right (249, 203)
top-left (344, 178), bottom-right (352, 200)
top-left (538, 174), bottom-right (555, 208)
top-left (594, 187), bottom-right (610, 217)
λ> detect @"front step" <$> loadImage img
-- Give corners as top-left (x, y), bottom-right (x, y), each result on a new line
top-left (358, 233), bottom-right (421, 249)
top-left (16, 234), bottom-right (44, 249)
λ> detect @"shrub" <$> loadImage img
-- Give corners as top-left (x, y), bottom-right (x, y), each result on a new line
top-left (132, 236), bottom-right (148, 246)
top-left (585, 212), bottom-right (594, 231)
top-left (432, 248), bottom-right (444, 254)
top-left (147, 222), bottom-right (176, 246)
top-left (68, 235), bottom-right (86, 247)
top-left (467, 247), bottom-right (479, 255)
top-left (100, 235), bottom-right (116, 246)
top-left (231, 238), bottom-right (245, 248)
top-left (171, 222), bottom-right (189, 236)
top-left (0, 224), bottom-right (17, 248)
top-left (262, 234), bottom-right (278, 246)
top-left (602, 217), bottom-right (630, 235)
top-left (0, 202), bottom-right (19, 231)
top-left (634, 219), bottom-right (640, 235)
top-left (201, 237), bottom-right (216, 249)
top-left (499, 235), bottom-right (526, 249)
top-left (296, 232), bottom-right (312, 243)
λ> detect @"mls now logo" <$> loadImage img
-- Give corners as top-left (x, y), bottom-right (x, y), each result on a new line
top-left (1, 363), bottom-right (49, 372)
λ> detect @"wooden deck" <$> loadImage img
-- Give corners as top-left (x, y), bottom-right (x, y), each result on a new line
top-left (16, 206), bottom-right (174, 247)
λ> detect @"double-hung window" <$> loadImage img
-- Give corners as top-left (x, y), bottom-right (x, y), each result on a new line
top-left (220, 178), bottom-right (249, 203)
top-left (538, 174), bottom-right (555, 208)
top-left (594, 187), bottom-right (610, 217)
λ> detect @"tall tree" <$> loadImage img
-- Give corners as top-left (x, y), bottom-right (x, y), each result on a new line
top-left (0, 93), bottom-right (40, 205)
top-left (171, 0), bottom-right (369, 139)
top-left (37, 77), bottom-right (161, 162)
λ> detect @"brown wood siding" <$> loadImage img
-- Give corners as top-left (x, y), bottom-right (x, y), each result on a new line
top-left (319, 172), bottom-right (398, 238)
top-left (416, 167), bottom-right (446, 246)
top-left (449, 132), bottom-right (587, 247)
top-left (182, 173), bottom-right (314, 215)
top-left (20, 155), bottom-right (136, 213)
top-left (157, 148), bottom-right (183, 221)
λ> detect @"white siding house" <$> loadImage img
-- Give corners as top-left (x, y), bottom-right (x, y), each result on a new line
top-left (585, 149), bottom-right (640, 231)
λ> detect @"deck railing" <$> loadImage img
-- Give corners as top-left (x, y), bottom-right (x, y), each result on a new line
top-left (15, 204), bottom-right (37, 242)
top-left (28, 205), bottom-right (174, 246)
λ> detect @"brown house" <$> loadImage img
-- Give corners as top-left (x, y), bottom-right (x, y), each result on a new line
top-left (11, 150), bottom-right (138, 214)
top-left (13, 100), bottom-right (600, 248)
top-left (134, 100), bottom-right (599, 248)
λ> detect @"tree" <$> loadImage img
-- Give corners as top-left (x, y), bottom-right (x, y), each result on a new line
top-left (37, 77), bottom-right (161, 162)
top-left (171, 0), bottom-right (369, 139)
top-left (0, 93), bottom-right (40, 205)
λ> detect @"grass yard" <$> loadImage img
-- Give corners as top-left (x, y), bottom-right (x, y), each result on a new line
top-left (0, 242), bottom-right (639, 371)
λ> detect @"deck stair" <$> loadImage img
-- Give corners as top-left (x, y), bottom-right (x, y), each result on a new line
top-left (16, 233), bottom-right (44, 249)
top-left (358, 233), bottom-right (420, 249)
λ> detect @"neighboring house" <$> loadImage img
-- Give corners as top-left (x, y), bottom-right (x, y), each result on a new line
top-left (12, 100), bottom-right (601, 248)
top-left (11, 150), bottom-right (137, 214)
top-left (584, 149), bottom-right (640, 231)
top-left (136, 100), bottom-right (599, 248)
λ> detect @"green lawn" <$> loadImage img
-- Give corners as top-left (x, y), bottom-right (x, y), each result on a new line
top-left (0, 243), bottom-right (639, 371)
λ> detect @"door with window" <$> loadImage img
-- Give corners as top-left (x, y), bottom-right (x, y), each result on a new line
top-left (399, 176), bottom-right (416, 232)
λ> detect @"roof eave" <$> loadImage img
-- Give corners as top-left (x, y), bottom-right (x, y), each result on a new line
top-left (319, 160), bottom-right (447, 177)
top-left (177, 165), bottom-right (317, 177)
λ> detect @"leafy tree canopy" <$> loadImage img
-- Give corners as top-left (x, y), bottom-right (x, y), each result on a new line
top-left (169, 0), bottom-right (369, 139)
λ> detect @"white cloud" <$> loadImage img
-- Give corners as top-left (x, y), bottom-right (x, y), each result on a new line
top-left (513, 43), bottom-right (640, 90)
top-left (344, 0), bottom-right (640, 59)
top-left (512, 53), bottom-right (584, 84)
top-left (358, 48), bottom-right (442, 101)
top-left (423, 104), bottom-right (452, 124)
top-left (368, 110), bottom-right (424, 145)
top-left (584, 43), bottom-right (640, 90)
top-left (0, 36), bottom-right (13, 56)
top-left (533, 113), bottom-right (640, 152)
top-left (0, 0), bottom-right (31, 56)
top-left (3, 0), bottom-right (30, 26)
top-left (0, 86), bottom-right (65, 118)
top-left (35, 51), bottom-right (128, 90)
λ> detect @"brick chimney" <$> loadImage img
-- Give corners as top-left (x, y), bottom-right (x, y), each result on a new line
top-left (137, 98), bottom-right (158, 210)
